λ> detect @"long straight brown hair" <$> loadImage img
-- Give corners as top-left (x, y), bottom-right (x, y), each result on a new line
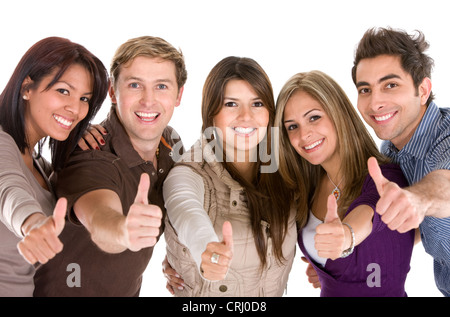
top-left (201, 56), bottom-right (293, 268)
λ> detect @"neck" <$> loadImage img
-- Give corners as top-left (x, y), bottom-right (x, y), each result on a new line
top-left (21, 149), bottom-right (34, 172)
top-left (130, 137), bottom-right (160, 162)
top-left (322, 165), bottom-right (341, 185)
top-left (230, 161), bottom-right (257, 183)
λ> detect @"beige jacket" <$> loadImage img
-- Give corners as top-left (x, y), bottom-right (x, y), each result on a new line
top-left (164, 138), bottom-right (297, 296)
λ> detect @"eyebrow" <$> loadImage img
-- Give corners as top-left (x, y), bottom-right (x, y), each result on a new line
top-left (224, 97), bottom-right (261, 101)
top-left (57, 81), bottom-right (93, 95)
top-left (124, 76), bottom-right (175, 84)
top-left (356, 73), bottom-right (402, 88)
top-left (283, 108), bottom-right (320, 124)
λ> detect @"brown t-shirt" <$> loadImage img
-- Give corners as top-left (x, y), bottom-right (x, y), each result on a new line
top-left (33, 108), bottom-right (184, 297)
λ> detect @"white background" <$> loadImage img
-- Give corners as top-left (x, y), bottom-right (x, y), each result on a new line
top-left (1, 0), bottom-right (447, 297)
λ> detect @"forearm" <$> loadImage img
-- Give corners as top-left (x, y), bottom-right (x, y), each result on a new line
top-left (408, 169), bottom-right (450, 218)
top-left (342, 205), bottom-right (374, 249)
top-left (74, 189), bottom-right (127, 254)
top-left (88, 207), bottom-right (127, 254)
top-left (21, 212), bottom-right (47, 235)
top-left (163, 166), bottom-right (219, 269)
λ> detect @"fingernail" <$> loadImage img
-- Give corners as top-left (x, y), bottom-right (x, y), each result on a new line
top-left (178, 286), bottom-right (184, 290)
top-left (100, 139), bottom-right (105, 145)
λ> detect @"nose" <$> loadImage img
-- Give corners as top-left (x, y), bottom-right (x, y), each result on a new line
top-left (368, 89), bottom-right (386, 111)
top-left (238, 105), bottom-right (252, 121)
top-left (65, 97), bottom-right (89, 119)
top-left (64, 97), bottom-right (81, 115)
top-left (140, 88), bottom-right (156, 106)
top-left (299, 125), bottom-right (312, 141)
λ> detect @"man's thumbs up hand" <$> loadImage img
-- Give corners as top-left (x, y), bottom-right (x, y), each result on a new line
top-left (123, 173), bottom-right (162, 251)
top-left (367, 157), bottom-right (423, 233)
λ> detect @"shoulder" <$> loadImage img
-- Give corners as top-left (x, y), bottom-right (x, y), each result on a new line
top-left (162, 126), bottom-right (183, 147)
top-left (56, 148), bottom-right (123, 189)
top-left (0, 128), bottom-right (22, 161)
top-left (0, 127), bottom-right (16, 147)
top-left (425, 107), bottom-right (450, 169)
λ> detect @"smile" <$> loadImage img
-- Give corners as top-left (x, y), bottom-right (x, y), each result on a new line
top-left (373, 111), bottom-right (396, 123)
top-left (233, 127), bottom-right (256, 135)
top-left (53, 114), bottom-right (74, 128)
top-left (135, 111), bottom-right (159, 122)
top-left (303, 138), bottom-right (323, 150)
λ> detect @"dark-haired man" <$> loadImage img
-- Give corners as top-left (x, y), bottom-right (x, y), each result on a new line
top-left (352, 27), bottom-right (450, 296)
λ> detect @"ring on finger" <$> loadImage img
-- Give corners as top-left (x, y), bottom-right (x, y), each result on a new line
top-left (210, 252), bottom-right (220, 264)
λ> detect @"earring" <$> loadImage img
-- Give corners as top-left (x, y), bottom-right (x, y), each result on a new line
top-left (23, 95), bottom-right (29, 100)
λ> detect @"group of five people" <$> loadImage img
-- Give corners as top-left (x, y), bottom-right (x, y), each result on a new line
top-left (0, 27), bottom-right (449, 297)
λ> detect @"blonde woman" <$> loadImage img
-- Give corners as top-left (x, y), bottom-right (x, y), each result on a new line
top-left (275, 70), bottom-right (416, 296)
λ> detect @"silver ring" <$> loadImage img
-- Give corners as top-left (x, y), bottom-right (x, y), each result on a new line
top-left (210, 252), bottom-right (220, 264)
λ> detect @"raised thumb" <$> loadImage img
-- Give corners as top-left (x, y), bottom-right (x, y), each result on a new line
top-left (367, 157), bottom-right (388, 196)
top-left (221, 221), bottom-right (233, 249)
top-left (324, 194), bottom-right (340, 223)
top-left (53, 197), bottom-right (67, 234)
top-left (134, 173), bottom-right (150, 204)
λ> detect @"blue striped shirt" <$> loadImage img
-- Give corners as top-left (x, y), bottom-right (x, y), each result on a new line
top-left (381, 102), bottom-right (450, 297)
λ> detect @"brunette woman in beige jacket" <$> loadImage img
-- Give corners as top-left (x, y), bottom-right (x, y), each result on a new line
top-left (162, 56), bottom-right (297, 297)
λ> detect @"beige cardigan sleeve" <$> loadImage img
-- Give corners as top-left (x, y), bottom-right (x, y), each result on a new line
top-left (0, 131), bottom-right (44, 237)
top-left (163, 165), bottom-right (219, 270)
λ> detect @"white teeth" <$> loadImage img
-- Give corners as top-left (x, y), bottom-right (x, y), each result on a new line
top-left (374, 112), bottom-right (394, 122)
top-left (136, 112), bottom-right (159, 121)
top-left (304, 139), bottom-right (323, 150)
top-left (233, 127), bottom-right (255, 134)
top-left (53, 114), bottom-right (73, 127)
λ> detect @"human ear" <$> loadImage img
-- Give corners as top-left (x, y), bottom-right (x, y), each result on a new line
top-left (419, 77), bottom-right (432, 105)
top-left (109, 83), bottom-right (117, 105)
top-left (21, 76), bottom-right (33, 99)
top-left (175, 86), bottom-right (184, 108)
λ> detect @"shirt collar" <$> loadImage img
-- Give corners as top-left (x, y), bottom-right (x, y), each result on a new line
top-left (103, 107), bottom-right (173, 168)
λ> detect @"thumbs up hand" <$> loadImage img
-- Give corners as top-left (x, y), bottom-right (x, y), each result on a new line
top-left (315, 194), bottom-right (350, 260)
top-left (18, 197), bottom-right (68, 264)
top-left (367, 157), bottom-right (423, 233)
top-left (200, 221), bottom-right (233, 281)
top-left (122, 173), bottom-right (162, 252)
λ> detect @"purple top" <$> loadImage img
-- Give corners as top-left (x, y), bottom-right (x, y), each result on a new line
top-left (298, 164), bottom-right (415, 297)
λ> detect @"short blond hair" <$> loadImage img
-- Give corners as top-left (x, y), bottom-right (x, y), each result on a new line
top-left (110, 36), bottom-right (187, 90)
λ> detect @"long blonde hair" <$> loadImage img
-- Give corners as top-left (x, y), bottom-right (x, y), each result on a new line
top-left (275, 70), bottom-right (389, 227)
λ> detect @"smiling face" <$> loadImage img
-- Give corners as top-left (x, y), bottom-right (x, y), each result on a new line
top-left (213, 79), bottom-right (269, 161)
top-left (111, 56), bottom-right (183, 153)
top-left (355, 54), bottom-right (430, 149)
top-left (283, 90), bottom-right (339, 169)
top-left (23, 63), bottom-right (92, 147)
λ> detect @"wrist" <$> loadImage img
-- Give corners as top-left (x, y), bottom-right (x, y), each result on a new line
top-left (341, 222), bottom-right (355, 258)
top-left (21, 212), bottom-right (46, 236)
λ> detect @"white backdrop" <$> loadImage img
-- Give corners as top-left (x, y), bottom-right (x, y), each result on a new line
top-left (1, 0), bottom-right (447, 297)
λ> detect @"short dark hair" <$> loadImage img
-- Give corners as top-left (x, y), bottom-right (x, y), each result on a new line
top-left (0, 37), bottom-right (109, 170)
top-left (352, 27), bottom-right (435, 105)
